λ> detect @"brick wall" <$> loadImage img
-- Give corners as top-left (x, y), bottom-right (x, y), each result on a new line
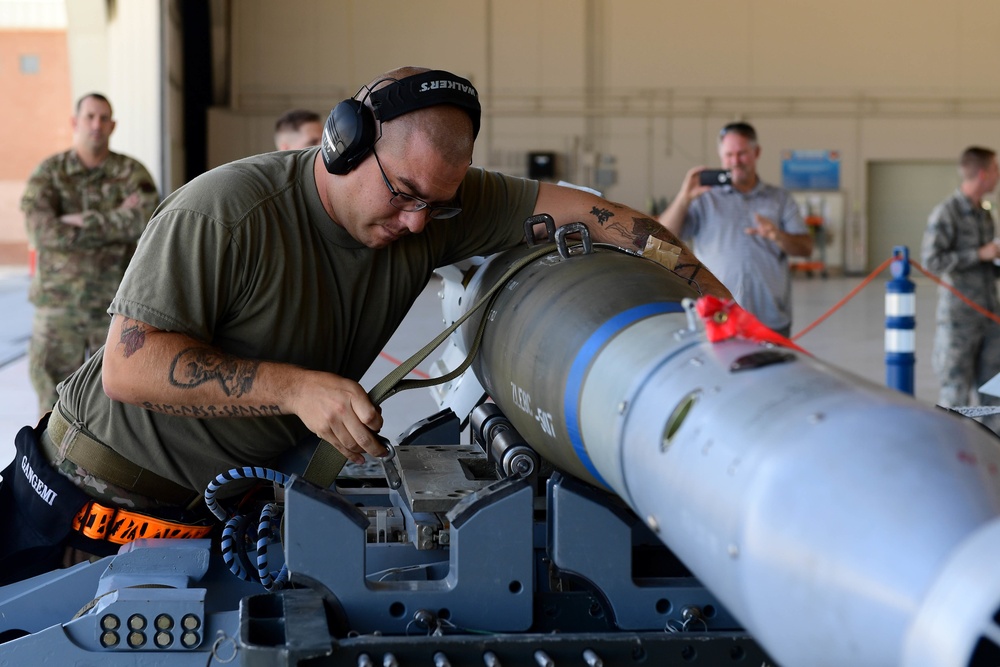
top-left (0, 29), bottom-right (71, 265)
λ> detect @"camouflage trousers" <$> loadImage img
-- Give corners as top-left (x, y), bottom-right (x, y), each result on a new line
top-left (932, 316), bottom-right (1000, 434)
top-left (29, 307), bottom-right (111, 417)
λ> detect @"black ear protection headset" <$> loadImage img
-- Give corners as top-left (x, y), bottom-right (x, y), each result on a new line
top-left (321, 69), bottom-right (482, 176)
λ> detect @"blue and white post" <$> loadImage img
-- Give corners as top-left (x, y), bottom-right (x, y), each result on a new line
top-left (885, 246), bottom-right (916, 394)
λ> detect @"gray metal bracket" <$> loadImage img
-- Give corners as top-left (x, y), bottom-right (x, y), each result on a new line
top-left (548, 474), bottom-right (738, 631)
top-left (283, 473), bottom-right (534, 634)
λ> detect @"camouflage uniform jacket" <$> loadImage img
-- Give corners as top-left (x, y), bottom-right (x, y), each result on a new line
top-left (921, 189), bottom-right (1000, 319)
top-left (21, 149), bottom-right (159, 310)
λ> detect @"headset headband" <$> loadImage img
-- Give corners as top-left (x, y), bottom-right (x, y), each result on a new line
top-left (370, 69), bottom-right (481, 139)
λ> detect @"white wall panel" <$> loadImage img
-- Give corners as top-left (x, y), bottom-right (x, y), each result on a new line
top-left (106, 0), bottom-right (162, 190)
top-left (205, 0), bottom-right (1000, 270)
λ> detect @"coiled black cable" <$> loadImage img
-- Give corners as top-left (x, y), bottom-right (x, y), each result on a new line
top-left (205, 466), bottom-right (290, 590)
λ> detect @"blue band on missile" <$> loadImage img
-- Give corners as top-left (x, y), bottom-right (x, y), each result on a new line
top-left (565, 301), bottom-right (685, 486)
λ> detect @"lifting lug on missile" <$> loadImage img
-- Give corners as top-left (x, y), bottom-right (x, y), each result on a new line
top-left (523, 213), bottom-right (557, 246)
top-left (555, 221), bottom-right (594, 259)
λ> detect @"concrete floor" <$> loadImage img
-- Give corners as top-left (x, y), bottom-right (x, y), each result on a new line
top-left (0, 268), bottom-right (34, 470)
top-left (0, 265), bottom-right (948, 471)
top-left (791, 271), bottom-right (940, 405)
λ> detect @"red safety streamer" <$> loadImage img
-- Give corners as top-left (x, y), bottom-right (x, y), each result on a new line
top-left (695, 295), bottom-right (811, 355)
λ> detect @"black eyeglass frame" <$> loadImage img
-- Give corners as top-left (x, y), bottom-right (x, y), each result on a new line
top-left (371, 145), bottom-right (462, 220)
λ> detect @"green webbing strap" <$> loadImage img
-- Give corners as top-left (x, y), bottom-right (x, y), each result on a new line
top-left (302, 243), bottom-right (558, 489)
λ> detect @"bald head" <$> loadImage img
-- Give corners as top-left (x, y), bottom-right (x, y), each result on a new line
top-left (364, 67), bottom-right (475, 165)
top-left (366, 66), bottom-right (429, 90)
top-left (378, 105), bottom-right (473, 165)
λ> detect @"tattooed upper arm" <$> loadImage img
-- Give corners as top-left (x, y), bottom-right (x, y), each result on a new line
top-left (118, 317), bottom-right (150, 358)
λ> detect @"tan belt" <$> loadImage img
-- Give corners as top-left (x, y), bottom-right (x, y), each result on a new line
top-left (42, 404), bottom-right (197, 506)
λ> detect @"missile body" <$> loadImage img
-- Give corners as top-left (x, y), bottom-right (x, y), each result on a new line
top-left (458, 243), bottom-right (1000, 667)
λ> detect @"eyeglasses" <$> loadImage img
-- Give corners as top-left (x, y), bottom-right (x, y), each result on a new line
top-left (372, 147), bottom-right (462, 219)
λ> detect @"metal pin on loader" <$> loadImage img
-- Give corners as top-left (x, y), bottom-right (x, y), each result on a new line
top-left (377, 436), bottom-right (402, 490)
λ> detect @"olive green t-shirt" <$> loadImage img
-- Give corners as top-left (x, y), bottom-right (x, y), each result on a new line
top-left (57, 148), bottom-right (538, 492)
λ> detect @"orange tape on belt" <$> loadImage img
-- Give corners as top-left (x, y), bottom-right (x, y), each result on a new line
top-left (72, 501), bottom-right (213, 545)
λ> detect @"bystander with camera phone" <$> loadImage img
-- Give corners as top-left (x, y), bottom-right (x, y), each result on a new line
top-left (698, 169), bottom-right (732, 187)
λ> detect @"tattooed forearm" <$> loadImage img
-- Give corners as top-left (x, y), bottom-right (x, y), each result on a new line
top-left (635, 213), bottom-right (708, 286)
top-left (630, 215), bottom-right (688, 251)
top-left (118, 318), bottom-right (148, 358)
top-left (632, 215), bottom-right (672, 239)
top-left (590, 206), bottom-right (615, 226)
top-left (586, 204), bottom-right (730, 300)
top-left (169, 347), bottom-right (260, 397)
top-left (606, 221), bottom-right (636, 246)
top-left (142, 401), bottom-right (283, 418)
top-left (674, 262), bottom-right (702, 281)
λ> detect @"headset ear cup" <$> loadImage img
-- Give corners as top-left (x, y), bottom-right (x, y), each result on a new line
top-left (321, 99), bottom-right (377, 175)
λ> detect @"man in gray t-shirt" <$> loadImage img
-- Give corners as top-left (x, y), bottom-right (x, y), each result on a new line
top-left (658, 122), bottom-right (813, 337)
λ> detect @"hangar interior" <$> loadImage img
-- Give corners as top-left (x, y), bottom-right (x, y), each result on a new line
top-left (2, 2), bottom-right (1000, 666)
top-left (20, 0), bottom-right (1000, 273)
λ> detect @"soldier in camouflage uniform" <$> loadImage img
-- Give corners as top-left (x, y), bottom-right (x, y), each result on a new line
top-left (921, 146), bottom-right (1000, 433)
top-left (20, 92), bottom-right (159, 416)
